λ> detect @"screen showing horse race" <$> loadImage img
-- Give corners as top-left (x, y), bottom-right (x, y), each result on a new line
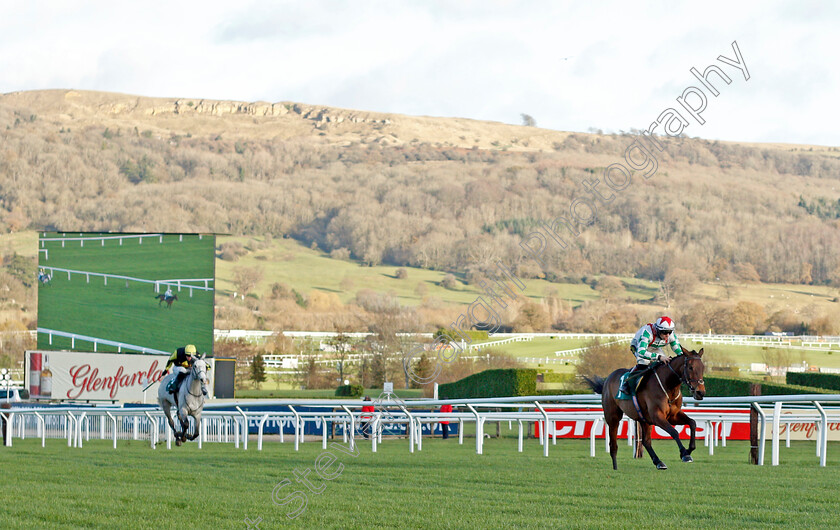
top-left (36, 232), bottom-right (215, 356)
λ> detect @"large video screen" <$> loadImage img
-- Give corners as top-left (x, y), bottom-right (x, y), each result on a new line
top-left (36, 233), bottom-right (215, 356)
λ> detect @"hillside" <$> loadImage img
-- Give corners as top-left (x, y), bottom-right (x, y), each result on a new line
top-left (2, 89), bottom-right (840, 337)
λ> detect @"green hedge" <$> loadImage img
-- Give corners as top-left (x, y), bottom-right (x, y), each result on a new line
top-left (535, 389), bottom-right (583, 396)
top-left (439, 369), bottom-right (537, 399)
top-left (435, 328), bottom-right (489, 343)
top-left (335, 384), bottom-right (364, 398)
top-left (786, 372), bottom-right (840, 392)
top-left (701, 376), bottom-right (831, 397)
top-left (542, 372), bottom-right (576, 384)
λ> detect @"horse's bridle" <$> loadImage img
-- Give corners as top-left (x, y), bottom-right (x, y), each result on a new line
top-left (186, 362), bottom-right (205, 399)
top-left (667, 355), bottom-right (704, 394)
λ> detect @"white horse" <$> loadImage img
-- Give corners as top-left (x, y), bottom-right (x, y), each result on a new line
top-left (158, 355), bottom-right (209, 446)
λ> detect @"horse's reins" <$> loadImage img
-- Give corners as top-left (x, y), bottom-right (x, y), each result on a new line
top-left (659, 355), bottom-right (704, 402)
top-left (186, 365), bottom-right (205, 398)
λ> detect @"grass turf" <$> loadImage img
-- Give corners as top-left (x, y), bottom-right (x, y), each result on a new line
top-left (1, 436), bottom-right (838, 528)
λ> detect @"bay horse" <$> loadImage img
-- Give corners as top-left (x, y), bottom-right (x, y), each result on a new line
top-left (155, 293), bottom-right (178, 308)
top-left (584, 348), bottom-right (706, 470)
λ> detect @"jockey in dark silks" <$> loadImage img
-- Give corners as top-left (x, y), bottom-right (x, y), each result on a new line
top-left (161, 344), bottom-right (196, 395)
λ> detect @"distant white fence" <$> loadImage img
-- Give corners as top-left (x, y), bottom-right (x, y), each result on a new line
top-left (40, 233), bottom-right (166, 249)
top-left (38, 233), bottom-right (208, 264)
top-left (38, 266), bottom-right (214, 295)
top-left (36, 327), bottom-right (169, 354)
top-left (468, 335), bottom-right (534, 352)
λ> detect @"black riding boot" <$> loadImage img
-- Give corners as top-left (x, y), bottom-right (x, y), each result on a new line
top-left (619, 365), bottom-right (642, 395)
top-left (172, 372), bottom-right (187, 395)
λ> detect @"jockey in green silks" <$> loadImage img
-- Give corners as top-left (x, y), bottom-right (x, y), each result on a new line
top-left (617, 316), bottom-right (684, 397)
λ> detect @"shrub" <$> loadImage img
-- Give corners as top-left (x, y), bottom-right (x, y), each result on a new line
top-left (335, 384), bottom-right (364, 398)
top-left (439, 368), bottom-right (537, 399)
top-left (702, 376), bottom-right (831, 397)
top-left (330, 248), bottom-right (351, 260)
top-left (440, 273), bottom-right (458, 290)
top-left (786, 372), bottom-right (840, 391)
top-left (395, 267), bottom-right (408, 279)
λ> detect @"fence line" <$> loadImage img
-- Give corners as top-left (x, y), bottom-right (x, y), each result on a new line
top-left (40, 233), bottom-right (165, 248)
top-left (36, 327), bottom-right (169, 355)
top-left (38, 266), bottom-right (214, 294)
top-left (3, 395), bottom-right (840, 466)
top-left (468, 335), bottom-right (534, 352)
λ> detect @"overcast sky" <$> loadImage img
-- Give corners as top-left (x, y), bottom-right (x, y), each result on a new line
top-left (1, 1), bottom-right (837, 146)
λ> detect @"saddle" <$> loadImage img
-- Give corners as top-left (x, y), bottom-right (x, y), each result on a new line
top-left (616, 362), bottom-right (663, 400)
top-left (167, 373), bottom-right (187, 394)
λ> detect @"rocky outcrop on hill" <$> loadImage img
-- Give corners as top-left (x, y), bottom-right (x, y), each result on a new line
top-left (0, 89), bottom-right (392, 126)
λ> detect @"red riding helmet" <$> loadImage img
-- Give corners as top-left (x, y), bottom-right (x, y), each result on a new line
top-left (654, 316), bottom-right (675, 333)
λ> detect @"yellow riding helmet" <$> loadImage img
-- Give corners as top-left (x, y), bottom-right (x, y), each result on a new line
top-left (185, 344), bottom-right (197, 355)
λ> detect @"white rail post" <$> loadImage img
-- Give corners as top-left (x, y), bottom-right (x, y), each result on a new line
top-left (197, 417), bottom-right (203, 450)
top-left (144, 412), bottom-right (156, 449)
top-left (396, 405), bottom-right (415, 453)
top-left (322, 416), bottom-right (328, 451)
top-left (340, 405), bottom-right (356, 451)
top-left (67, 412), bottom-right (75, 448)
top-left (752, 403), bottom-right (766, 465)
top-left (279, 416), bottom-right (284, 444)
top-left (106, 412), bottom-right (117, 449)
top-left (534, 402), bottom-right (550, 457)
top-left (234, 415), bottom-right (240, 448)
top-left (466, 404), bottom-right (482, 455)
top-left (166, 418), bottom-right (172, 450)
top-left (590, 418), bottom-right (601, 457)
top-left (518, 420), bottom-right (523, 452)
top-left (258, 414), bottom-right (269, 451)
top-left (34, 412), bottom-right (45, 448)
top-left (771, 401), bottom-right (782, 466)
top-left (371, 414), bottom-right (379, 453)
top-left (708, 422), bottom-right (714, 455)
top-left (289, 406), bottom-right (302, 451)
top-left (415, 414), bottom-right (423, 452)
top-left (77, 412), bottom-right (86, 448)
top-left (459, 417), bottom-right (464, 445)
top-left (814, 402), bottom-right (828, 467)
top-left (236, 407), bottom-right (248, 450)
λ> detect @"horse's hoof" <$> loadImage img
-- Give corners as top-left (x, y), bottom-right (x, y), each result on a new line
top-left (656, 462), bottom-right (668, 470)
top-left (681, 455), bottom-right (693, 463)
top-left (175, 440), bottom-right (182, 446)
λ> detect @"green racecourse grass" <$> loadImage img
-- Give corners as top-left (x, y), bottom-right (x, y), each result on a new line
top-left (1, 437), bottom-right (839, 529)
top-left (37, 233), bottom-right (215, 354)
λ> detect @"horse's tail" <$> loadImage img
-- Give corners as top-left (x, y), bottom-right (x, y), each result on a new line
top-left (582, 375), bottom-right (605, 395)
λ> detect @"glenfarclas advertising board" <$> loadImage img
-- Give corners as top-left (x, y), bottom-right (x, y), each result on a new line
top-left (25, 350), bottom-right (172, 401)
